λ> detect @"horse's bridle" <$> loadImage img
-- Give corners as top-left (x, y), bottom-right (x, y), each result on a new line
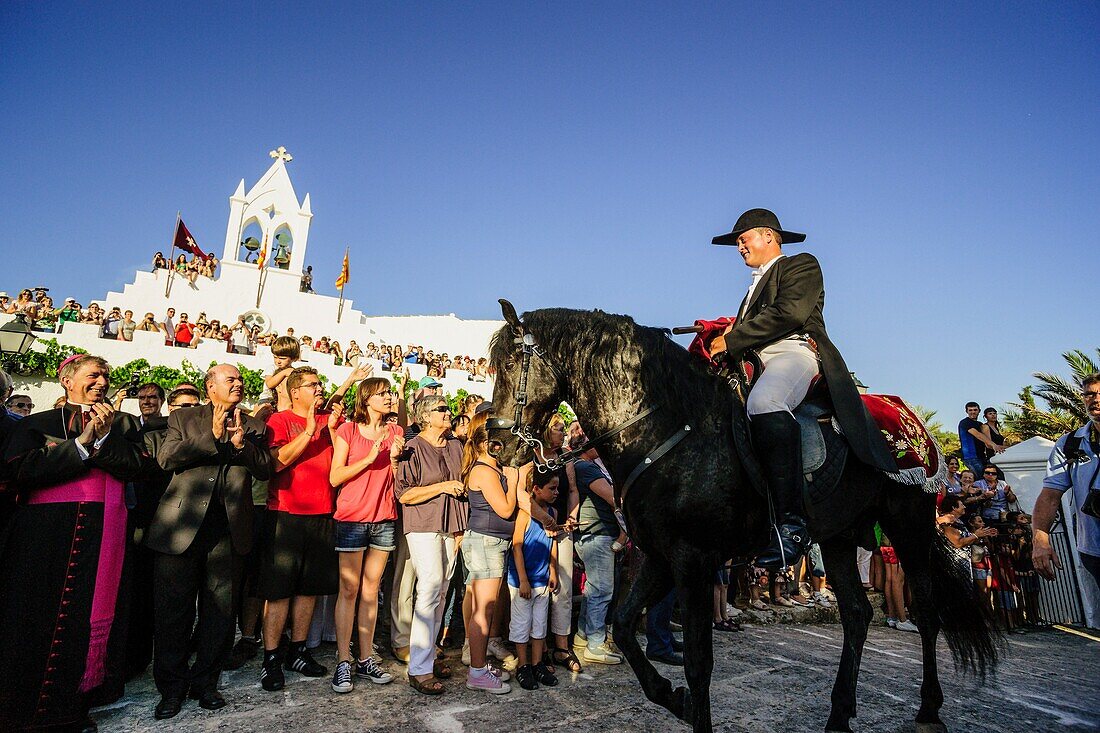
top-left (492, 330), bottom-right (693, 504)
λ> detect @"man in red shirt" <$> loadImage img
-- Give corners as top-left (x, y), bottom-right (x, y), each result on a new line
top-left (259, 367), bottom-right (344, 691)
top-left (174, 313), bottom-right (195, 348)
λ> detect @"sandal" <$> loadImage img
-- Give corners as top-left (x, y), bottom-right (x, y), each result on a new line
top-left (550, 648), bottom-right (583, 673)
top-left (409, 675), bottom-right (445, 696)
top-left (749, 599), bottom-right (769, 611)
top-left (433, 659), bottom-right (453, 679)
top-left (712, 618), bottom-right (740, 633)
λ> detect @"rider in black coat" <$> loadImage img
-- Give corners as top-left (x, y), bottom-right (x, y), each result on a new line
top-left (711, 209), bottom-right (895, 568)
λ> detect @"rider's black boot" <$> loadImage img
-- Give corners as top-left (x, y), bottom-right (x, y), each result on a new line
top-left (750, 410), bottom-right (811, 570)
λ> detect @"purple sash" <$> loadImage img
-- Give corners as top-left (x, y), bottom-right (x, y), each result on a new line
top-left (27, 468), bottom-right (127, 692)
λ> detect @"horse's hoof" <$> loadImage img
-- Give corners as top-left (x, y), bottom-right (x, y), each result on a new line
top-left (915, 723), bottom-right (948, 733)
top-left (670, 685), bottom-right (694, 724)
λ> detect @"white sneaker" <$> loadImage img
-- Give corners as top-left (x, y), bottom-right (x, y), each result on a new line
top-left (486, 637), bottom-right (516, 664)
top-left (582, 644), bottom-right (623, 665)
top-left (886, 617), bottom-right (897, 628)
top-left (895, 619), bottom-right (919, 633)
top-left (811, 591), bottom-right (833, 609)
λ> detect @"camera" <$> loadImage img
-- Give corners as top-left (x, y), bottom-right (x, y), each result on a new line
top-left (125, 372), bottom-right (145, 398)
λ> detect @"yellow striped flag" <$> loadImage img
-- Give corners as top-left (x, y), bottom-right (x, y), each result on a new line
top-left (335, 249), bottom-right (349, 289)
top-left (256, 233), bottom-right (268, 269)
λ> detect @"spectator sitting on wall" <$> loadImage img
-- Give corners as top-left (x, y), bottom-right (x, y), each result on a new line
top-left (135, 312), bottom-right (160, 334)
top-left (117, 310), bottom-right (138, 342)
top-left (102, 306), bottom-right (123, 339)
top-left (299, 266), bottom-right (314, 293)
top-left (152, 252), bottom-right (169, 271)
top-left (32, 296), bottom-right (58, 333)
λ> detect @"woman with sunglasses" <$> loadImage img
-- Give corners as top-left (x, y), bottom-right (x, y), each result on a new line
top-left (328, 378), bottom-right (406, 693)
top-left (395, 395), bottom-right (467, 695)
top-left (459, 412), bottom-right (518, 694)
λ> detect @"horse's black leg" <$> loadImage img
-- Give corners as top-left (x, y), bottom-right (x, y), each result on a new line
top-left (612, 554), bottom-right (676, 714)
top-left (885, 516), bottom-right (947, 733)
top-left (672, 548), bottom-right (716, 733)
top-left (820, 536), bottom-right (872, 733)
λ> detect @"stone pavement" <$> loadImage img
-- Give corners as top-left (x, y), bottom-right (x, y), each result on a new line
top-left (93, 621), bottom-right (1099, 733)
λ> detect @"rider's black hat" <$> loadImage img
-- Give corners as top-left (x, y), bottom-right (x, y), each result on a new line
top-left (711, 208), bottom-right (806, 246)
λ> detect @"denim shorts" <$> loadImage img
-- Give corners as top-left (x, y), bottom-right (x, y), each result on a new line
top-left (972, 568), bottom-right (990, 581)
top-left (460, 530), bottom-right (511, 581)
top-left (334, 519), bottom-right (397, 552)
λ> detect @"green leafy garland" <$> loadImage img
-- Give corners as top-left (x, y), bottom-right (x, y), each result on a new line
top-left (5, 338), bottom-right (269, 400)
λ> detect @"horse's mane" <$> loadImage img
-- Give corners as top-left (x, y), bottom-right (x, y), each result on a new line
top-left (490, 308), bottom-right (728, 416)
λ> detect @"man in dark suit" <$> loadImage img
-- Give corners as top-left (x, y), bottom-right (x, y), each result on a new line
top-left (145, 365), bottom-right (272, 719)
top-left (711, 208), bottom-right (895, 569)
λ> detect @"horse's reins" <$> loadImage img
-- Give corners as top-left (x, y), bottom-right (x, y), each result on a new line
top-left (498, 331), bottom-right (693, 506)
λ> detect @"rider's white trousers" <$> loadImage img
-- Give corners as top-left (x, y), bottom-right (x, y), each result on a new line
top-left (746, 339), bottom-right (820, 417)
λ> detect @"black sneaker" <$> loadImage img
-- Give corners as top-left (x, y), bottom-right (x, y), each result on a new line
top-left (285, 646), bottom-right (327, 677)
top-left (331, 660), bottom-right (353, 693)
top-left (533, 660), bottom-right (558, 687)
top-left (260, 652), bottom-right (285, 691)
top-left (355, 656), bottom-right (394, 685)
top-left (515, 664), bottom-right (538, 691)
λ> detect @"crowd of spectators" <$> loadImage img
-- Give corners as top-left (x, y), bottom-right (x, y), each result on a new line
top-left (1, 285), bottom-right (492, 379)
top-left (0, 335), bottom-right (1078, 731)
top-left (926, 406), bottom-right (1039, 632)
top-left (0, 337), bottom-right (688, 729)
top-left (152, 251), bottom-right (219, 287)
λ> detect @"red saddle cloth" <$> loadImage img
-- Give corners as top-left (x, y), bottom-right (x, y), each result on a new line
top-left (861, 394), bottom-right (942, 488)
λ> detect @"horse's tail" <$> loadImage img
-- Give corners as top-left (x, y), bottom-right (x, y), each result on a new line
top-left (929, 529), bottom-right (1001, 678)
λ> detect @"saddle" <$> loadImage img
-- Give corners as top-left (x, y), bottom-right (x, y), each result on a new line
top-left (728, 350), bottom-right (849, 519)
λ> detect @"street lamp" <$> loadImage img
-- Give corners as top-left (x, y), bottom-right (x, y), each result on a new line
top-left (0, 314), bottom-right (37, 362)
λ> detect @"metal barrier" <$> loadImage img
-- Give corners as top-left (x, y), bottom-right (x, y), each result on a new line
top-left (980, 513), bottom-right (1084, 629)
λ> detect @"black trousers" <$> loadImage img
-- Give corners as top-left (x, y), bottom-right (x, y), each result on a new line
top-left (152, 505), bottom-right (241, 697)
top-left (125, 540), bottom-right (156, 680)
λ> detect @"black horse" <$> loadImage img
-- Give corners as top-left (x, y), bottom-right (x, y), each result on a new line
top-left (489, 302), bottom-right (998, 733)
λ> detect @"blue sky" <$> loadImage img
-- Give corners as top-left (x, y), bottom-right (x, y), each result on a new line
top-left (1, 2), bottom-right (1097, 424)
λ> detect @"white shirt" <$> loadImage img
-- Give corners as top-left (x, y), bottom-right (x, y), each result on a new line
top-left (741, 254), bottom-right (784, 318)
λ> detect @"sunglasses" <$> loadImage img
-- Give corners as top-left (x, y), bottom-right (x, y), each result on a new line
top-left (10, 402), bottom-right (32, 409)
top-left (983, 471), bottom-right (998, 475)
top-left (430, 406), bottom-right (451, 413)
top-left (170, 402), bottom-right (199, 409)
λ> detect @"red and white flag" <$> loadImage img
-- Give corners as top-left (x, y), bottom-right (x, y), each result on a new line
top-left (173, 218), bottom-right (211, 260)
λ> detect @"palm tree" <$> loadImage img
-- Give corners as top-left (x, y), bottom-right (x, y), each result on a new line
top-left (912, 404), bottom-right (960, 457)
top-left (1003, 348), bottom-right (1098, 440)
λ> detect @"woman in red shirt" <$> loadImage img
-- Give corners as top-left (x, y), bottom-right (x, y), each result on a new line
top-left (328, 378), bottom-right (405, 692)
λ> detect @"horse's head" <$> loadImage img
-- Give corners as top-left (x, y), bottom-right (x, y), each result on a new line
top-left (487, 299), bottom-right (565, 467)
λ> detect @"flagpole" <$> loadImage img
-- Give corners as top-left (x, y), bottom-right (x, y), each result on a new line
top-left (255, 265), bottom-right (266, 308)
top-left (337, 247), bottom-right (348, 323)
top-left (164, 211), bottom-right (181, 299)
top-left (255, 231), bottom-right (268, 307)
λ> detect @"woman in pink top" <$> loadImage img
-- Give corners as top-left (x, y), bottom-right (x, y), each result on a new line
top-left (328, 378), bottom-right (406, 692)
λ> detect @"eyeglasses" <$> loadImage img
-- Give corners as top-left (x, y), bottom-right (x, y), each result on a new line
top-left (170, 402), bottom-right (199, 409)
top-left (430, 406), bottom-right (451, 413)
top-left (297, 382), bottom-right (322, 390)
top-left (983, 471), bottom-right (998, 475)
top-left (9, 402), bottom-right (32, 409)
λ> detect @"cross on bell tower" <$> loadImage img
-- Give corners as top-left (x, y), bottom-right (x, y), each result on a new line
top-left (269, 146), bottom-right (293, 163)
